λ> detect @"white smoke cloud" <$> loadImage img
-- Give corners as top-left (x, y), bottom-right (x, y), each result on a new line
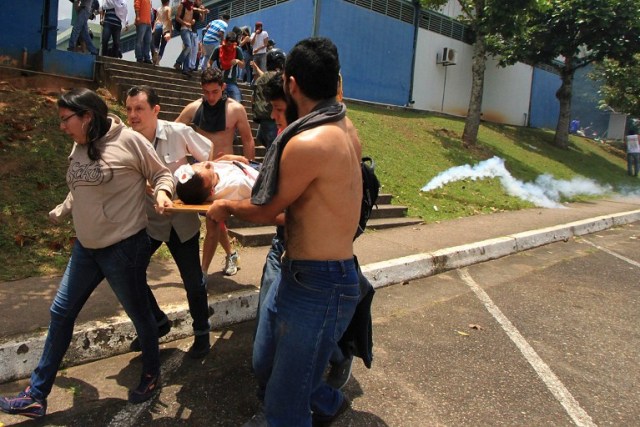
top-left (421, 156), bottom-right (613, 209)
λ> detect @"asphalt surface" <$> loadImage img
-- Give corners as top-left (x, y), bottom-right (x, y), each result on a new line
top-left (1, 197), bottom-right (640, 426)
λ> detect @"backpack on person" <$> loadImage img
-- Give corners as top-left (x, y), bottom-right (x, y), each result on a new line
top-left (355, 157), bottom-right (381, 240)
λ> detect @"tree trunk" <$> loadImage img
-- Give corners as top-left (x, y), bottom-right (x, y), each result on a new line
top-left (462, 33), bottom-right (487, 147)
top-left (554, 58), bottom-right (574, 149)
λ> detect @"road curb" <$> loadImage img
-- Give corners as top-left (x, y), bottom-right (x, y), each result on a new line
top-left (362, 210), bottom-right (640, 289)
top-left (1, 209), bottom-right (639, 384)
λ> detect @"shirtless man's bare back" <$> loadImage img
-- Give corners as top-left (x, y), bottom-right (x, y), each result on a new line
top-left (175, 68), bottom-right (255, 160)
top-left (206, 37), bottom-right (361, 426)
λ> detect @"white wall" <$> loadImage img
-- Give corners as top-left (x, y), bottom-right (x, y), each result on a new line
top-left (413, 31), bottom-right (472, 118)
top-left (607, 112), bottom-right (627, 140)
top-left (413, 29), bottom-right (533, 126)
top-left (437, 0), bottom-right (463, 19)
top-left (123, 36), bottom-right (185, 68)
top-left (482, 58), bottom-right (532, 126)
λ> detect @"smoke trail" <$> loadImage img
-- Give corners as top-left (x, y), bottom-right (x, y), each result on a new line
top-left (421, 156), bottom-right (613, 209)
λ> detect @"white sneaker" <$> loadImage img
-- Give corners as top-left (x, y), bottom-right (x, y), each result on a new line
top-left (224, 251), bottom-right (239, 276)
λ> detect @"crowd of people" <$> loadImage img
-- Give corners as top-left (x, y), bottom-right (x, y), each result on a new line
top-left (92, 0), bottom-right (275, 82)
top-left (0, 35), bottom-right (370, 426)
top-left (68, 0), bottom-right (277, 83)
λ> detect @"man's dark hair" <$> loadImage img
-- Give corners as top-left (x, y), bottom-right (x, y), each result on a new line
top-left (127, 85), bottom-right (160, 107)
top-left (264, 71), bottom-right (285, 102)
top-left (285, 37), bottom-right (340, 101)
top-left (222, 13), bottom-right (230, 20)
top-left (266, 49), bottom-right (285, 71)
top-left (201, 67), bottom-right (225, 86)
top-left (176, 173), bottom-right (210, 205)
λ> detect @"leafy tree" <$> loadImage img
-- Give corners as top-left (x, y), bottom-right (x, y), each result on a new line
top-left (498, 0), bottom-right (640, 148)
top-left (422, 0), bottom-right (535, 147)
top-left (591, 54), bottom-right (640, 118)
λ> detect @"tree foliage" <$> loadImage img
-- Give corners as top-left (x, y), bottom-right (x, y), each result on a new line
top-left (497, 0), bottom-right (640, 148)
top-left (591, 54), bottom-right (640, 117)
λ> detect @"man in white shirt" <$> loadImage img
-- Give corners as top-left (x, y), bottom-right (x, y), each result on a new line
top-left (250, 21), bottom-right (269, 76)
top-left (125, 85), bottom-right (213, 359)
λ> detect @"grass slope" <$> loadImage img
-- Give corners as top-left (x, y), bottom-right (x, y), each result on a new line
top-left (0, 88), bottom-right (633, 281)
top-left (349, 103), bottom-right (632, 222)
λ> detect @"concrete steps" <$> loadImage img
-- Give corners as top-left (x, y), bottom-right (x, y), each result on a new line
top-left (96, 56), bottom-right (423, 247)
top-left (229, 217), bottom-right (425, 247)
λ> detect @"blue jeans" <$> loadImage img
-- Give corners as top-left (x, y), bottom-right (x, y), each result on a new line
top-left (68, 8), bottom-right (98, 54)
top-left (101, 22), bottom-right (122, 57)
top-left (29, 230), bottom-right (159, 401)
top-left (256, 234), bottom-right (356, 363)
top-left (225, 82), bottom-right (242, 103)
top-left (252, 53), bottom-right (267, 79)
top-left (175, 29), bottom-right (193, 70)
top-left (242, 49), bottom-right (253, 82)
top-left (203, 42), bottom-right (219, 68)
top-left (147, 228), bottom-right (210, 335)
top-left (253, 258), bottom-right (360, 426)
top-left (257, 119), bottom-right (278, 150)
top-left (135, 23), bottom-right (152, 61)
top-left (627, 152), bottom-right (639, 176)
top-left (188, 32), bottom-right (199, 70)
top-left (152, 23), bottom-right (168, 59)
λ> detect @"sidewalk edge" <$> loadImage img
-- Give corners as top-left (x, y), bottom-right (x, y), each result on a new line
top-left (1, 210), bottom-right (639, 384)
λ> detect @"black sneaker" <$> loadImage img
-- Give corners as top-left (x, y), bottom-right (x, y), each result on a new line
top-left (128, 372), bottom-right (160, 404)
top-left (130, 320), bottom-right (171, 352)
top-left (0, 386), bottom-right (47, 418)
top-left (312, 396), bottom-right (350, 427)
top-left (187, 334), bottom-right (210, 359)
top-left (326, 355), bottom-right (354, 389)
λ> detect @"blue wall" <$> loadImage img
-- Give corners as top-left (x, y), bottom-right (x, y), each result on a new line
top-left (224, 0), bottom-right (416, 106)
top-left (529, 68), bottom-right (561, 130)
top-left (571, 65), bottom-right (609, 138)
top-left (228, 0), bottom-right (315, 55)
top-left (0, 0), bottom-right (60, 59)
top-left (317, 0), bottom-right (414, 105)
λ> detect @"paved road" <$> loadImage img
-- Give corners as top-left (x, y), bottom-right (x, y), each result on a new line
top-left (1, 224), bottom-right (639, 426)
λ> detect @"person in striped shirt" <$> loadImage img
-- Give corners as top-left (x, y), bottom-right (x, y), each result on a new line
top-left (202, 14), bottom-right (230, 69)
top-left (100, 0), bottom-right (128, 58)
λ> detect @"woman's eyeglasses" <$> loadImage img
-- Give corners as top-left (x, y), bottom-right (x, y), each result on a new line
top-left (60, 112), bottom-right (78, 123)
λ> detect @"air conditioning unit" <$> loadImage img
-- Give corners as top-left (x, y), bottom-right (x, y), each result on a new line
top-left (438, 47), bottom-right (457, 66)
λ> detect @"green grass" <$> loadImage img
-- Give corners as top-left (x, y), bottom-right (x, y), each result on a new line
top-left (0, 89), bottom-right (632, 281)
top-left (348, 103), bottom-right (632, 222)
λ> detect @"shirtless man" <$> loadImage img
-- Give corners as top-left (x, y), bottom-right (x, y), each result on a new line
top-left (176, 67), bottom-right (255, 275)
top-left (176, 67), bottom-right (255, 160)
top-left (207, 37), bottom-right (361, 426)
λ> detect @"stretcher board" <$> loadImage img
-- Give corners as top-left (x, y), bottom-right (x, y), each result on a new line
top-left (164, 200), bottom-right (211, 214)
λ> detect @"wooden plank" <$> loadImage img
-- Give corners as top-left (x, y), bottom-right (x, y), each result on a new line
top-left (164, 201), bottom-right (210, 213)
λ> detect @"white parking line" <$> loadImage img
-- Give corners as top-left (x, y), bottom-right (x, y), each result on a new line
top-left (582, 239), bottom-right (640, 268)
top-left (458, 268), bottom-right (596, 427)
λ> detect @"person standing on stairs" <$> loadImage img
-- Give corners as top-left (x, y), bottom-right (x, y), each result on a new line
top-left (134, 0), bottom-right (153, 63)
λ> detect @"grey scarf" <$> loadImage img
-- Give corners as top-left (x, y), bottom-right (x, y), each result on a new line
top-left (251, 100), bottom-right (346, 205)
